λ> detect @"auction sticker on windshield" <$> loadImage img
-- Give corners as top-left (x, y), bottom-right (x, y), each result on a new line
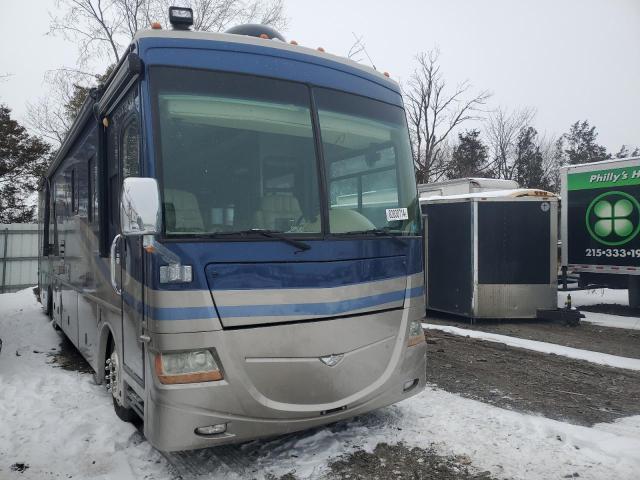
top-left (386, 208), bottom-right (409, 221)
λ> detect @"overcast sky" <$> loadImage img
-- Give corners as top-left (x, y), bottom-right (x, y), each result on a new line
top-left (1, 0), bottom-right (638, 152)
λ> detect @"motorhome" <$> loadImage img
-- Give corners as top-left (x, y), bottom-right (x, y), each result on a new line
top-left (37, 9), bottom-right (426, 451)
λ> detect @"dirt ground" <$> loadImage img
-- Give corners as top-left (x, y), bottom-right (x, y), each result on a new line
top-left (424, 328), bottom-right (640, 426)
top-left (426, 313), bottom-right (640, 359)
top-left (325, 443), bottom-right (494, 480)
top-left (47, 333), bottom-right (94, 374)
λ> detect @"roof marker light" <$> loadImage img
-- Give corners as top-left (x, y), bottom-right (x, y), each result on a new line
top-left (259, 33), bottom-right (270, 39)
top-left (290, 40), bottom-right (298, 45)
top-left (150, 22), bottom-right (162, 30)
top-left (383, 72), bottom-right (390, 77)
top-left (317, 47), bottom-right (325, 52)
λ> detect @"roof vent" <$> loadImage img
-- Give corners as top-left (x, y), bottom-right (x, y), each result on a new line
top-left (225, 24), bottom-right (285, 42)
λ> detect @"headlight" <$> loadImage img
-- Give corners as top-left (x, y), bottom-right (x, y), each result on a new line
top-left (155, 349), bottom-right (223, 384)
top-left (407, 319), bottom-right (425, 347)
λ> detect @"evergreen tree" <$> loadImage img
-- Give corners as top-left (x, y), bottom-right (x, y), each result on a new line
top-left (561, 120), bottom-right (609, 165)
top-left (513, 127), bottom-right (551, 190)
top-left (0, 105), bottom-right (51, 223)
top-left (447, 130), bottom-right (488, 179)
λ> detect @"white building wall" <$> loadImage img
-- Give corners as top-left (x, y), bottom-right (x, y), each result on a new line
top-left (0, 224), bottom-right (39, 293)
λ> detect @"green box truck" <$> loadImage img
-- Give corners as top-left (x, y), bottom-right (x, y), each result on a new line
top-left (560, 157), bottom-right (640, 307)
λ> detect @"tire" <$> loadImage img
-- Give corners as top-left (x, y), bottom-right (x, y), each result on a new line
top-left (105, 342), bottom-right (138, 423)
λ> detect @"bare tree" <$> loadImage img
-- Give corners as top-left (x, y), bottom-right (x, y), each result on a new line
top-left (32, 0), bottom-right (287, 146)
top-left (49, 0), bottom-right (288, 68)
top-left (27, 68), bottom-right (106, 145)
top-left (538, 131), bottom-right (562, 191)
top-left (484, 106), bottom-right (535, 179)
top-left (403, 49), bottom-right (491, 184)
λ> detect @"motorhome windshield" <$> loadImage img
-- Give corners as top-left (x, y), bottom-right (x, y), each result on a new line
top-left (151, 67), bottom-right (419, 237)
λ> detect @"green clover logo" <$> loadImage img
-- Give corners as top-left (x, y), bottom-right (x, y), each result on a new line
top-left (585, 191), bottom-right (640, 246)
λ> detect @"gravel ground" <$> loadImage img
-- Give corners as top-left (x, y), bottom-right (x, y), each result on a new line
top-left (424, 329), bottom-right (640, 425)
top-left (325, 443), bottom-right (495, 480)
top-left (426, 312), bottom-right (640, 359)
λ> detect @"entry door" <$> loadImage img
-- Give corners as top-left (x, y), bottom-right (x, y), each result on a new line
top-left (108, 87), bottom-right (145, 384)
top-left (120, 115), bottom-right (145, 384)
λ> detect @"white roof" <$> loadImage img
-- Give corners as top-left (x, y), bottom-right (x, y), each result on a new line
top-left (421, 188), bottom-right (558, 202)
top-left (560, 156), bottom-right (640, 173)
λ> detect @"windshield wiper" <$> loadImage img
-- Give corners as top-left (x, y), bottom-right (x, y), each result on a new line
top-left (337, 227), bottom-right (407, 245)
top-left (209, 229), bottom-right (311, 252)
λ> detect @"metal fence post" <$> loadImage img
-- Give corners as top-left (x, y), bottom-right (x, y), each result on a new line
top-left (1, 227), bottom-right (8, 294)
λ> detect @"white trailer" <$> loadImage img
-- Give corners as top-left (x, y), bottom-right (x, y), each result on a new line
top-left (417, 178), bottom-right (519, 200)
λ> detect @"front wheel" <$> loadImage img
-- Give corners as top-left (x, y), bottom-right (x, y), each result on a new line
top-left (105, 346), bottom-right (138, 423)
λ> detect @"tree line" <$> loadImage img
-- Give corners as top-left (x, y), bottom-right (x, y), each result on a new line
top-left (404, 48), bottom-right (638, 191)
top-left (1, 0), bottom-right (637, 222)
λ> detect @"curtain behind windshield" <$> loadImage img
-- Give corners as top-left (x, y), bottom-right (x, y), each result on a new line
top-left (151, 67), bottom-right (321, 236)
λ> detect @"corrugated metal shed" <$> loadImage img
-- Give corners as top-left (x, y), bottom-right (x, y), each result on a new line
top-left (0, 224), bottom-right (39, 293)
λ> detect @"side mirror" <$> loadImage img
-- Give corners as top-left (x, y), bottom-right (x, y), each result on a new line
top-left (120, 177), bottom-right (161, 236)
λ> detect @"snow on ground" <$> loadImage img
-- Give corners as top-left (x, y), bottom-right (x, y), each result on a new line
top-left (2, 288), bottom-right (640, 479)
top-left (423, 323), bottom-right (640, 372)
top-left (558, 288), bottom-right (629, 308)
top-left (558, 288), bottom-right (640, 330)
top-left (0, 289), bottom-right (167, 480)
top-left (581, 311), bottom-right (640, 330)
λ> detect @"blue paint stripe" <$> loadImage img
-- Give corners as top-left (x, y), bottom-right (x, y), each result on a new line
top-left (150, 286), bottom-right (424, 321)
top-left (405, 286), bottom-right (425, 300)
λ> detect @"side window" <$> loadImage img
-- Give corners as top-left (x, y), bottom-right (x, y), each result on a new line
top-left (122, 119), bottom-right (140, 178)
top-left (75, 168), bottom-right (80, 214)
top-left (106, 118), bottom-right (120, 245)
top-left (102, 86), bottom-right (140, 252)
top-left (42, 184), bottom-right (50, 256)
top-left (49, 181), bottom-right (56, 247)
top-left (88, 156), bottom-right (98, 223)
top-left (63, 169), bottom-right (73, 218)
top-left (70, 168), bottom-right (77, 215)
top-left (77, 161), bottom-right (88, 218)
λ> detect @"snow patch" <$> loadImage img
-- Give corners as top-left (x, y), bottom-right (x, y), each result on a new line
top-left (558, 288), bottom-right (628, 308)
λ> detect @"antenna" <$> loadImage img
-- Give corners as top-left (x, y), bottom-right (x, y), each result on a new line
top-left (351, 32), bottom-right (377, 70)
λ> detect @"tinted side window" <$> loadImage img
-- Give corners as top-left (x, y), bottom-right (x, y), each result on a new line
top-left (122, 120), bottom-right (140, 178)
top-left (103, 87), bottom-right (139, 248)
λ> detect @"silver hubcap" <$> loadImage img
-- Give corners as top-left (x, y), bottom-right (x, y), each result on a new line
top-left (105, 350), bottom-right (124, 406)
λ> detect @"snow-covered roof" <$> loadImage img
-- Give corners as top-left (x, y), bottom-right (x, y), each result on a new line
top-left (417, 177), bottom-right (519, 191)
top-left (421, 188), bottom-right (558, 202)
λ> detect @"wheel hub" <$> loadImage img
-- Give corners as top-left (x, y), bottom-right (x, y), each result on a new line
top-left (105, 350), bottom-right (125, 406)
